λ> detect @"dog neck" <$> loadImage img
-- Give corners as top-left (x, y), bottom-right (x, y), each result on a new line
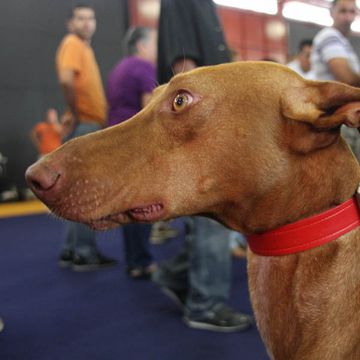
top-left (247, 195), bottom-right (360, 256)
top-left (220, 140), bottom-right (360, 235)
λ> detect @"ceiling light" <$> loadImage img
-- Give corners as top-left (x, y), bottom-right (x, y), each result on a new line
top-left (282, 2), bottom-right (333, 27)
top-left (213, 0), bottom-right (278, 15)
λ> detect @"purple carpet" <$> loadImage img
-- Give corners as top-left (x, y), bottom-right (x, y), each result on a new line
top-left (0, 214), bottom-right (268, 359)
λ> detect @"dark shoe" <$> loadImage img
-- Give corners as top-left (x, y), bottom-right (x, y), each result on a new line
top-left (159, 286), bottom-right (188, 309)
top-left (127, 263), bottom-right (158, 280)
top-left (183, 304), bottom-right (253, 333)
top-left (72, 253), bottom-right (117, 272)
top-left (58, 250), bottom-right (74, 268)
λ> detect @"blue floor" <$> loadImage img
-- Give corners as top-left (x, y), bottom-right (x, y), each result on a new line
top-left (0, 214), bottom-right (268, 360)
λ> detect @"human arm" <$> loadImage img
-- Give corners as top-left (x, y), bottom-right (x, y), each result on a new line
top-left (56, 36), bottom-right (84, 132)
top-left (328, 58), bottom-right (360, 86)
top-left (29, 128), bottom-right (41, 151)
top-left (52, 116), bottom-right (63, 136)
top-left (59, 112), bottom-right (74, 139)
top-left (58, 69), bottom-right (79, 132)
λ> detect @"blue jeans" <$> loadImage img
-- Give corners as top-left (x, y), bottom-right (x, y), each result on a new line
top-left (62, 122), bottom-right (102, 259)
top-left (153, 216), bottom-right (232, 318)
top-left (123, 223), bottom-right (153, 269)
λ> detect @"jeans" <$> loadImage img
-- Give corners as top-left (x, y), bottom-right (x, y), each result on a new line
top-left (123, 223), bottom-right (153, 269)
top-left (62, 122), bottom-right (102, 259)
top-left (153, 216), bottom-right (232, 319)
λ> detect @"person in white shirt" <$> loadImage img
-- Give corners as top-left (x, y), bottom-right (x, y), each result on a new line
top-left (312, 0), bottom-right (360, 84)
top-left (287, 39), bottom-right (315, 79)
top-left (311, 0), bottom-right (360, 160)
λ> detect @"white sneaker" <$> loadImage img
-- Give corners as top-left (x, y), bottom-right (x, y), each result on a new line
top-left (150, 221), bottom-right (178, 244)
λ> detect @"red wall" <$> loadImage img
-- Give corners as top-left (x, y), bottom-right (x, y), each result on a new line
top-left (218, 7), bottom-right (287, 63)
top-left (129, 0), bottom-right (288, 63)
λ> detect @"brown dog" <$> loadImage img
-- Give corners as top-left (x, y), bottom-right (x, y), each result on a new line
top-left (25, 62), bottom-right (360, 359)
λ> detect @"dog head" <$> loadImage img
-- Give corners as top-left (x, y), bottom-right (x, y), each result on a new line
top-left (25, 62), bottom-right (360, 232)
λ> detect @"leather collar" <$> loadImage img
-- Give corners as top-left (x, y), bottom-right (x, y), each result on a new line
top-left (248, 196), bottom-right (360, 256)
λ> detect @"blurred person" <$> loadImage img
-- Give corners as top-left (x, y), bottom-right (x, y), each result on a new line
top-left (107, 27), bottom-right (158, 278)
top-left (107, 27), bottom-right (156, 126)
top-left (108, 26), bottom-right (178, 245)
top-left (30, 108), bottom-right (62, 158)
top-left (287, 39), bottom-right (315, 79)
top-left (311, 0), bottom-right (360, 160)
top-left (157, 0), bottom-right (230, 83)
top-left (152, 0), bottom-right (252, 332)
top-left (56, 4), bottom-right (116, 271)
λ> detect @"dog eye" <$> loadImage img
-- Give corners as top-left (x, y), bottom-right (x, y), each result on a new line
top-left (172, 92), bottom-right (192, 112)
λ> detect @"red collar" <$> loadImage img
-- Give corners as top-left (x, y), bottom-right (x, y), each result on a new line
top-left (248, 196), bottom-right (360, 256)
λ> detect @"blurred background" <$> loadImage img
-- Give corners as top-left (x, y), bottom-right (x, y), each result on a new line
top-left (1, 0), bottom-right (360, 198)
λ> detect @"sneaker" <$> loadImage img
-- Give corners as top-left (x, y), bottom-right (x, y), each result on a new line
top-left (183, 304), bottom-right (253, 333)
top-left (150, 222), bottom-right (179, 244)
top-left (58, 250), bottom-right (74, 268)
top-left (127, 263), bottom-right (158, 280)
top-left (72, 253), bottom-right (117, 272)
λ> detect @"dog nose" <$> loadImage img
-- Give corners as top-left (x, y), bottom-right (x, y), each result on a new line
top-left (25, 162), bottom-right (61, 195)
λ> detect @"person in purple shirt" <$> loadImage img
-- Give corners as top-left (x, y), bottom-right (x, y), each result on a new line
top-left (107, 27), bottom-right (157, 278)
top-left (107, 27), bottom-right (157, 127)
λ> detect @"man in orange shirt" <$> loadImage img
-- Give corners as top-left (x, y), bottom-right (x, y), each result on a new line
top-left (56, 4), bottom-right (116, 271)
top-left (30, 108), bottom-right (62, 157)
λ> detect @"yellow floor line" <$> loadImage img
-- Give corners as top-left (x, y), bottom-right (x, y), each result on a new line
top-left (0, 200), bottom-right (50, 218)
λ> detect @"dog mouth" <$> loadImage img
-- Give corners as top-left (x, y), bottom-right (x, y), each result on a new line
top-left (86, 203), bottom-right (165, 230)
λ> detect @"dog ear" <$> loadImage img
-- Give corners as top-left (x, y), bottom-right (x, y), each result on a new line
top-left (281, 81), bottom-right (360, 153)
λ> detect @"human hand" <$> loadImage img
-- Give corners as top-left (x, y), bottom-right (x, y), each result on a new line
top-left (60, 112), bottom-right (78, 138)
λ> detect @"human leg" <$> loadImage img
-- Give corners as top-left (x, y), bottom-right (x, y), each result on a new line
top-left (186, 217), bottom-right (231, 314)
top-left (123, 223), bottom-right (155, 279)
top-left (184, 217), bottom-right (252, 332)
top-left (58, 220), bottom-right (77, 267)
top-left (59, 121), bottom-right (116, 270)
top-left (153, 216), bottom-right (252, 331)
top-left (152, 217), bottom-right (193, 304)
